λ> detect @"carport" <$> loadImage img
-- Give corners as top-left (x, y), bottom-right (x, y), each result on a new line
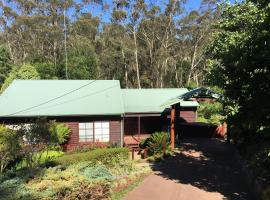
top-left (164, 87), bottom-right (224, 150)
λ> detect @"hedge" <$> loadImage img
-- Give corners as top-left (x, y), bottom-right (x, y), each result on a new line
top-left (54, 147), bottom-right (129, 166)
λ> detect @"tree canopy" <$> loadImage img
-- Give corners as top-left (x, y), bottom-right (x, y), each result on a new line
top-left (207, 1), bottom-right (270, 138)
top-left (0, 0), bottom-right (220, 89)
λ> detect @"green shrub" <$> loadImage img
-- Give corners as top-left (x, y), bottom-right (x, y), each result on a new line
top-left (49, 123), bottom-right (71, 145)
top-left (78, 165), bottom-right (113, 181)
top-left (58, 180), bottom-right (111, 200)
top-left (16, 150), bottom-right (64, 169)
top-left (0, 125), bottom-right (21, 173)
top-left (16, 119), bottom-right (71, 168)
top-left (197, 102), bottom-right (225, 125)
top-left (72, 142), bottom-right (109, 153)
top-left (54, 147), bottom-right (129, 166)
top-left (263, 186), bottom-right (270, 200)
top-left (139, 132), bottom-right (170, 156)
top-left (0, 177), bottom-right (35, 200)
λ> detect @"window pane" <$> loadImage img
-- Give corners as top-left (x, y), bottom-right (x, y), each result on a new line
top-left (102, 122), bottom-right (109, 128)
top-left (79, 123), bottom-right (93, 142)
top-left (95, 122), bottom-right (102, 128)
top-left (79, 129), bottom-right (86, 136)
top-left (95, 128), bottom-right (102, 135)
top-left (102, 128), bottom-right (109, 135)
top-left (85, 129), bottom-right (93, 135)
top-left (85, 122), bottom-right (93, 129)
top-left (79, 123), bottom-right (85, 129)
top-left (102, 136), bottom-right (109, 142)
top-left (94, 121), bottom-right (110, 142)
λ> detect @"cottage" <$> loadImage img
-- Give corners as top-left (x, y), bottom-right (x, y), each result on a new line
top-left (0, 80), bottom-right (199, 150)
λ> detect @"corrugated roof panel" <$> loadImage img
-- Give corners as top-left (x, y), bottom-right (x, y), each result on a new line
top-left (0, 80), bottom-right (124, 117)
top-left (0, 80), bottom-right (199, 117)
top-left (122, 88), bottom-right (198, 113)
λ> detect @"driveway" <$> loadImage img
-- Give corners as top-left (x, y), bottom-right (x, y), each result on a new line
top-left (123, 138), bottom-right (255, 200)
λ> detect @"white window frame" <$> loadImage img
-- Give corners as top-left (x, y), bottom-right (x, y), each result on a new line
top-left (78, 122), bottom-right (94, 142)
top-left (78, 121), bottom-right (110, 143)
top-left (94, 121), bottom-right (110, 142)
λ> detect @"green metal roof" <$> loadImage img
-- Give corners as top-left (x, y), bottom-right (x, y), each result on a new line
top-left (122, 89), bottom-right (199, 113)
top-left (0, 80), bottom-right (199, 118)
top-left (0, 80), bottom-right (124, 117)
top-left (161, 87), bottom-right (222, 108)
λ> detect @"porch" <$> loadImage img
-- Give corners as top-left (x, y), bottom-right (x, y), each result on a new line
top-left (123, 115), bottom-right (170, 149)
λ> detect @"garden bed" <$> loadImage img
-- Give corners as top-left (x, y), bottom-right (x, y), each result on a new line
top-left (0, 147), bottom-right (151, 200)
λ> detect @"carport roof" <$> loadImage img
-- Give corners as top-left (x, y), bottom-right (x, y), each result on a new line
top-left (122, 89), bottom-right (199, 113)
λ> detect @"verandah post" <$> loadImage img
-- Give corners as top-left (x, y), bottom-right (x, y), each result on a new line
top-left (138, 115), bottom-right (141, 140)
top-left (170, 105), bottom-right (175, 150)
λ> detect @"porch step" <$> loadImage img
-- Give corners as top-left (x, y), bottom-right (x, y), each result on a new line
top-left (125, 143), bottom-right (141, 151)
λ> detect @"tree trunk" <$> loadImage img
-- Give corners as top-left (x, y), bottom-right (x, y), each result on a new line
top-left (187, 44), bottom-right (198, 85)
top-left (132, 29), bottom-right (141, 89)
top-left (121, 48), bottom-right (128, 88)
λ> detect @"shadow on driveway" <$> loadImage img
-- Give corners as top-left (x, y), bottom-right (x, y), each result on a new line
top-left (152, 138), bottom-right (255, 200)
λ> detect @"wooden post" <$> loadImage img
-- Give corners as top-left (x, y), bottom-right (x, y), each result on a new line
top-left (170, 105), bottom-right (175, 150)
top-left (138, 115), bottom-right (141, 140)
top-left (132, 148), bottom-right (135, 160)
top-left (144, 148), bottom-right (148, 159)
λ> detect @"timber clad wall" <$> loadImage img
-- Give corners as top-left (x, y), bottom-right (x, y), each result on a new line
top-left (110, 121), bottom-right (121, 144)
top-left (179, 111), bottom-right (196, 123)
top-left (65, 120), bottom-right (121, 151)
top-left (179, 107), bottom-right (197, 123)
top-left (63, 108), bottom-right (197, 150)
top-left (65, 122), bottom-right (79, 150)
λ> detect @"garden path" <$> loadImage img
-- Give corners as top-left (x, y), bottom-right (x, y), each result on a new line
top-left (123, 138), bottom-right (255, 200)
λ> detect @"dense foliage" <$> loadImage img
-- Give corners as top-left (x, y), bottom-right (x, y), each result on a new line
top-left (54, 147), bottom-right (129, 166)
top-left (0, 0), bottom-right (221, 89)
top-left (207, 0), bottom-right (270, 196)
top-left (0, 125), bottom-right (20, 172)
top-left (0, 120), bottom-right (71, 171)
top-left (17, 119), bottom-right (71, 168)
top-left (1, 64), bottom-right (40, 92)
top-left (197, 101), bottom-right (225, 125)
top-left (208, 1), bottom-right (270, 139)
top-left (139, 132), bottom-right (171, 157)
top-left (0, 147), bottom-right (149, 200)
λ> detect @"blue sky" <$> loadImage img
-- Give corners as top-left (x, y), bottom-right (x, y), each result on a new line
top-left (3, 0), bottom-right (237, 23)
top-left (80, 0), bottom-right (229, 23)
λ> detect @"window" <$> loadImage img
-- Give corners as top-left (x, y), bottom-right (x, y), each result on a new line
top-left (79, 122), bottom-right (94, 142)
top-left (94, 121), bottom-right (110, 142)
top-left (78, 121), bottom-right (110, 142)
